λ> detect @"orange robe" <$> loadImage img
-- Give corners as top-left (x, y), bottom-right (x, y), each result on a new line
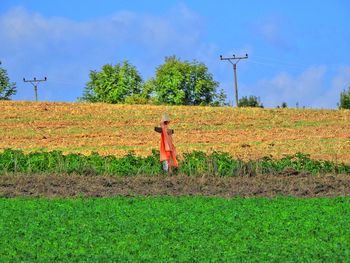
top-left (160, 122), bottom-right (178, 167)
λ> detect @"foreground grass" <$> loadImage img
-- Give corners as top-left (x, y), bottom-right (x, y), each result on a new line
top-left (1, 197), bottom-right (349, 262)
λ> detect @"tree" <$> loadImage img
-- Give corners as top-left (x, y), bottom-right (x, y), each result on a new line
top-left (238, 95), bottom-right (263, 108)
top-left (339, 87), bottom-right (350, 109)
top-left (150, 56), bottom-right (223, 105)
top-left (212, 88), bottom-right (228, 106)
top-left (277, 102), bottom-right (287, 108)
top-left (79, 60), bottom-right (143, 103)
top-left (0, 62), bottom-right (16, 100)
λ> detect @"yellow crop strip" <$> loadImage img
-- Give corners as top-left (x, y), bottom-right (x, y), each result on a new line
top-left (1, 101), bottom-right (349, 163)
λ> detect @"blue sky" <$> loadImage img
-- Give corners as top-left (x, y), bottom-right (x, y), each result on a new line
top-left (1, 0), bottom-right (349, 108)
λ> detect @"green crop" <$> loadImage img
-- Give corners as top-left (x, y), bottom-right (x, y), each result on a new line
top-left (0, 149), bottom-right (349, 176)
top-left (0, 197), bottom-right (349, 262)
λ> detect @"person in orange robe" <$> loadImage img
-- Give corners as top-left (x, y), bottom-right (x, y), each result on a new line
top-left (158, 113), bottom-right (178, 175)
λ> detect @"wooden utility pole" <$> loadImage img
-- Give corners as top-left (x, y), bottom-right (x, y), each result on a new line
top-left (23, 77), bottom-right (47, 101)
top-left (220, 54), bottom-right (248, 107)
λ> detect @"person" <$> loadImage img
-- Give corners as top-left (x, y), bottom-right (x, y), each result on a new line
top-left (155, 113), bottom-right (178, 175)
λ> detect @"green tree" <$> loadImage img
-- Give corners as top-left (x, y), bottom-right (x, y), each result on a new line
top-left (277, 102), bottom-right (288, 108)
top-left (238, 95), bottom-right (263, 108)
top-left (0, 62), bottom-right (16, 100)
top-left (212, 89), bottom-right (228, 106)
top-left (339, 87), bottom-right (350, 109)
top-left (79, 60), bottom-right (143, 103)
top-left (150, 56), bottom-right (223, 105)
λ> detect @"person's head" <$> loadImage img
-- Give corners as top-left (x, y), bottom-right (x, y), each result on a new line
top-left (161, 113), bottom-right (170, 124)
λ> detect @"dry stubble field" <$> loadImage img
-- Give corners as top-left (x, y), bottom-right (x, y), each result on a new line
top-left (1, 100), bottom-right (349, 163)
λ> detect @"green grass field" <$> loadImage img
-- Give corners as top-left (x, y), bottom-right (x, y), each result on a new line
top-left (1, 197), bottom-right (349, 262)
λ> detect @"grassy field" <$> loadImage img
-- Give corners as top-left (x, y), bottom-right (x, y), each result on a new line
top-left (1, 197), bottom-right (349, 262)
top-left (1, 101), bottom-right (349, 163)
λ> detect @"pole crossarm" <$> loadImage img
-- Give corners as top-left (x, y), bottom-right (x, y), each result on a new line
top-left (23, 77), bottom-right (47, 102)
top-left (220, 54), bottom-right (248, 107)
top-left (23, 77), bottom-right (47, 84)
top-left (220, 54), bottom-right (248, 62)
top-left (220, 54), bottom-right (248, 64)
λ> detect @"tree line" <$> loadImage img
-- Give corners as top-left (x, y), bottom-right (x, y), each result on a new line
top-left (79, 56), bottom-right (227, 106)
top-left (1, 58), bottom-right (350, 109)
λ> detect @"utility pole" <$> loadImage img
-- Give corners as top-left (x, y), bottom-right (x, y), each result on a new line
top-left (23, 77), bottom-right (47, 101)
top-left (220, 54), bottom-right (248, 107)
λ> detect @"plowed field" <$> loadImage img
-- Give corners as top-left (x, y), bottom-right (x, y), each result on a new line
top-left (1, 101), bottom-right (349, 163)
top-left (1, 173), bottom-right (349, 198)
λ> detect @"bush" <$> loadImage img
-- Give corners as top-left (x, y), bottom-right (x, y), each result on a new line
top-left (339, 87), bottom-right (350, 109)
top-left (124, 94), bottom-right (151, 105)
top-left (238, 96), bottom-right (263, 108)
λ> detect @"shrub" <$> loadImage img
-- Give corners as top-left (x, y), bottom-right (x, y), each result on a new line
top-left (339, 87), bottom-right (350, 109)
top-left (238, 96), bottom-right (263, 108)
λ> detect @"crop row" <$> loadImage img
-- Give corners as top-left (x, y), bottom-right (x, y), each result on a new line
top-left (1, 197), bottom-right (349, 261)
top-left (0, 149), bottom-right (349, 176)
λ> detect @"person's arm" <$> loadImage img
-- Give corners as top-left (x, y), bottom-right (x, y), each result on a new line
top-left (154, 127), bottom-right (174, 134)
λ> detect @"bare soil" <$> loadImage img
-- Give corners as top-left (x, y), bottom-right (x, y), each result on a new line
top-left (1, 173), bottom-right (350, 198)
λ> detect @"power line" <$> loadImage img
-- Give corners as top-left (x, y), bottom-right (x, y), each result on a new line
top-left (23, 77), bottom-right (47, 102)
top-left (248, 55), bottom-right (339, 69)
top-left (252, 55), bottom-right (309, 66)
top-left (220, 54), bottom-right (248, 107)
top-left (248, 59), bottom-right (308, 69)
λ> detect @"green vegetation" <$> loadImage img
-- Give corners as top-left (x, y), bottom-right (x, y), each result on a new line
top-left (78, 56), bottom-right (227, 106)
top-left (238, 95), bottom-right (263, 108)
top-left (339, 87), bottom-right (350, 109)
top-left (1, 149), bottom-right (349, 176)
top-left (1, 197), bottom-right (349, 261)
top-left (79, 61), bottom-right (145, 104)
top-left (148, 55), bottom-right (225, 106)
top-left (0, 61), bottom-right (16, 100)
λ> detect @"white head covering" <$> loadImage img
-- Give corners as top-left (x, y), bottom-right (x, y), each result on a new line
top-left (161, 112), bottom-right (170, 123)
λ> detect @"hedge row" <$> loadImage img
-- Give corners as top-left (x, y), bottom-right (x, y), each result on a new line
top-left (0, 149), bottom-right (349, 176)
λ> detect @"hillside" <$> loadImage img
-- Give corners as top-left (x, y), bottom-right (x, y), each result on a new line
top-left (1, 101), bottom-right (349, 163)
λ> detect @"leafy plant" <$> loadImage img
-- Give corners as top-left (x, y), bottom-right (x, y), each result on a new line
top-left (238, 95), bottom-right (263, 108)
top-left (0, 62), bottom-right (16, 100)
top-left (149, 56), bottom-right (223, 106)
top-left (79, 61), bottom-right (144, 103)
top-left (1, 197), bottom-right (349, 261)
top-left (0, 149), bottom-right (349, 176)
top-left (339, 87), bottom-right (350, 109)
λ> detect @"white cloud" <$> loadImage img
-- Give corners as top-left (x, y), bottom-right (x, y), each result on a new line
top-left (1, 3), bottom-right (212, 57)
top-left (0, 6), bottom-right (202, 53)
top-left (312, 66), bottom-right (350, 108)
top-left (244, 65), bottom-right (350, 109)
top-left (0, 5), bottom-right (210, 101)
top-left (253, 16), bottom-right (294, 50)
top-left (253, 65), bottom-right (327, 108)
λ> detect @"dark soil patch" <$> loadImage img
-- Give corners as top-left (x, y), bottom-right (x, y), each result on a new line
top-left (1, 173), bottom-right (350, 198)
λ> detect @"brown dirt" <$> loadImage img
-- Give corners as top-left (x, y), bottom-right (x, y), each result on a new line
top-left (1, 173), bottom-right (349, 198)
